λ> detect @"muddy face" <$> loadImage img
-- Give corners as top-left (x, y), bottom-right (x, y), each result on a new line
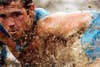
top-left (0, 1), bottom-right (32, 40)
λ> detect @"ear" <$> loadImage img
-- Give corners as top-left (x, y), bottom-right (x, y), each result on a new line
top-left (28, 3), bottom-right (35, 22)
top-left (29, 3), bottom-right (35, 10)
top-left (28, 3), bottom-right (35, 17)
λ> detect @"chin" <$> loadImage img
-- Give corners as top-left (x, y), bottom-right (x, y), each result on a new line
top-left (11, 37), bottom-right (18, 40)
top-left (11, 34), bottom-right (20, 40)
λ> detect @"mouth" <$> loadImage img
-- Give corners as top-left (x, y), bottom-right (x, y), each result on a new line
top-left (9, 30), bottom-right (17, 36)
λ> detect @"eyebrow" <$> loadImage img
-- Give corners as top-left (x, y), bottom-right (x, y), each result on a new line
top-left (10, 11), bottom-right (22, 15)
top-left (0, 11), bottom-right (22, 16)
top-left (0, 13), bottom-right (6, 17)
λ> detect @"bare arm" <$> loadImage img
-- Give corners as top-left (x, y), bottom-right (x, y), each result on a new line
top-left (36, 11), bottom-right (91, 37)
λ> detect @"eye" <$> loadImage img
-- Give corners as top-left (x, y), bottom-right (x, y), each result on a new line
top-left (0, 14), bottom-right (7, 19)
top-left (11, 12), bottom-right (22, 17)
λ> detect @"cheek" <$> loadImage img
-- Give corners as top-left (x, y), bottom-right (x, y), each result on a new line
top-left (1, 20), bottom-right (9, 29)
top-left (15, 16), bottom-right (27, 29)
top-left (15, 16), bottom-right (26, 26)
top-left (17, 15), bottom-right (26, 22)
top-left (1, 19), bottom-right (7, 24)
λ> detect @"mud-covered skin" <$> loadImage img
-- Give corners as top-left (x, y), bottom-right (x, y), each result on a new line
top-left (34, 12), bottom-right (91, 67)
top-left (13, 11), bottom-right (91, 67)
top-left (36, 11), bottom-right (91, 37)
top-left (15, 26), bottom-right (87, 67)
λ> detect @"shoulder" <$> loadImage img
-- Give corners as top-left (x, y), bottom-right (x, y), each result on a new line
top-left (34, 8), bottom-right (50, 18)
top-left (37, 11), bottom-right (91, 37)
top-left (35, 8), bottom-right (49, 14)
top-left (34, 8), bottom-right (50, 24)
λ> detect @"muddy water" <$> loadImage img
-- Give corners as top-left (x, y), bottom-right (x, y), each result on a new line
top-left (33, 0), bottom-right (100, 13)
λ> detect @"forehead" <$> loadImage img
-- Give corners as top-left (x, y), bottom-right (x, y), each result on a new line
top-left (0, 1), bottom-right (23, 13)
top-left (0, 7), bottom-right (23, 14)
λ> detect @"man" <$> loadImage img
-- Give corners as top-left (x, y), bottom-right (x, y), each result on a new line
top-left (0, 0), bottom-right (49, 66)
top-left (0, 0), bottom-right (100, 67)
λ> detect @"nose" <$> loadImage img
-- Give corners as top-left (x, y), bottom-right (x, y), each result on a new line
top-left (7, 17), bottom-right (15, 28)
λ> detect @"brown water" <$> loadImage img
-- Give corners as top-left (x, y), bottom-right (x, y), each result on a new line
top-left (33, 0), bottom-right (100, 13)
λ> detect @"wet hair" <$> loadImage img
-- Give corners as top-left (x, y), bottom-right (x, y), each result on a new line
top-left (0, 0), bottom-right (12, 5)
top-left (0, 0), bottom-right (33, 9)
top-left (22, 0), bottom-right (33, 9)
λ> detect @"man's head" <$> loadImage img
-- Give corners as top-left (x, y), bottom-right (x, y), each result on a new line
top-left (0, 0), bottom-right (34, 40)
